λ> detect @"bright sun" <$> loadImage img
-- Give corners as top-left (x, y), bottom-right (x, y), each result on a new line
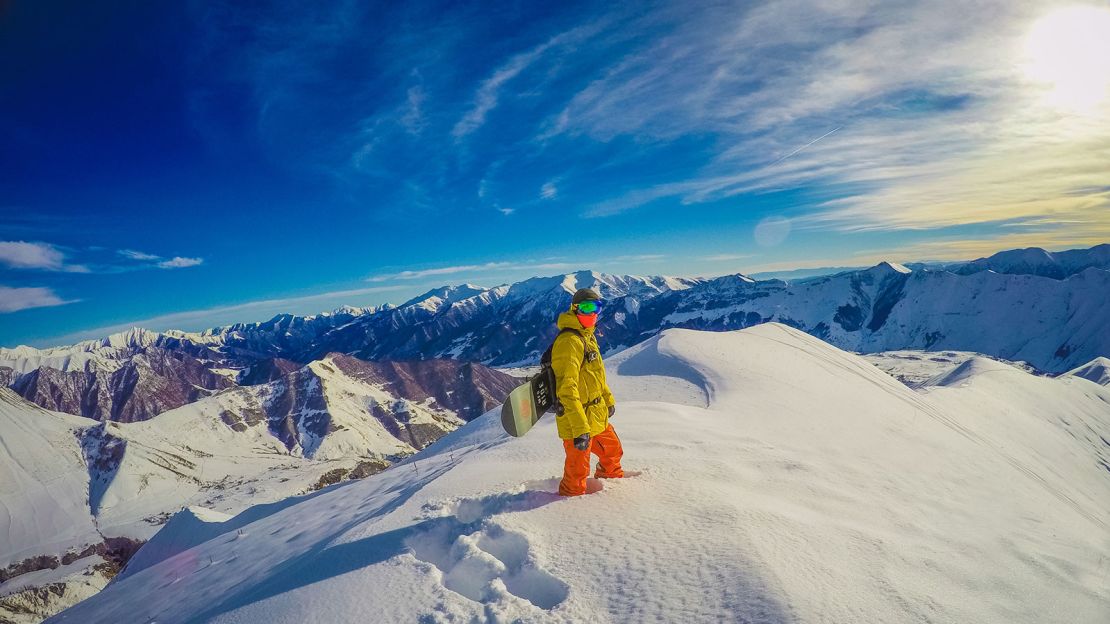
top-left (1023, 5), bottom-right (1110, 111)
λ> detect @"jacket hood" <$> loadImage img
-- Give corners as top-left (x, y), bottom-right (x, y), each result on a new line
top-left (557, 309), bottom-right (596, 335)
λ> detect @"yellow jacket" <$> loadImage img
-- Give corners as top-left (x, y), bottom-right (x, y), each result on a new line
top-left (552, 308), bottom-right (615, 439)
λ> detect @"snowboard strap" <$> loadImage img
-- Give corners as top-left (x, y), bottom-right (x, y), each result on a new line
top-left (541, 328), bottom-right (588, 417)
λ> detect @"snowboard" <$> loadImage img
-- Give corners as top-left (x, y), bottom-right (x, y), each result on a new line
top-left (500, 370), bottom-right (557, 437)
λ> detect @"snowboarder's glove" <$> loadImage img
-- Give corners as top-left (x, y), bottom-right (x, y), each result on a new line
top-left (608, 405), bottom-right (616, 418)
top-left (573, 433), bottom-right (591, 451)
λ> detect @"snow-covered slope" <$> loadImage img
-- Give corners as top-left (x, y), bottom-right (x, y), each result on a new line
top-left (950, 243), bottom-right (1110, 279)
top-left (1064, 357), bottom-right (1110, 386)
top-left (0, 391), bottom-right (137, 624)
top-left (650, 261), bottom-right (1109, 372)
top-left (0, 328), bottom-right (169, 374)
top-left (860, 350), bottom-right (1039, 386)
top-left (1, 356), bottom-right (515, 621)
top-left (0, 390), bottom-right (99, 570)
top-left (4, 353), bottom-right (516, 545)
top-left (51, 324), bottom-right (1110, 623)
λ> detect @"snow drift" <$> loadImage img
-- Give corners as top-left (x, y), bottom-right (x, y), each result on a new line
top-left (49, 324), bottom-right (1110, 623)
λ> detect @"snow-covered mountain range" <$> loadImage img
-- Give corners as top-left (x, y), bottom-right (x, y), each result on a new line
top-left (3, 244), bottom-right (1108, 621)
top-left (44, 324), bottom-right (1110, 623)
top-left (3, 246), bottom-right (1108, 428)
top-left (948, 243), bottom-right (1110, 279)
top-left (0, 356), bottom-right (516, 622)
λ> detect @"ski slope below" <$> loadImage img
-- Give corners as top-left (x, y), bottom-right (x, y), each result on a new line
top-left (51, 324), bottom-right (1110, 623)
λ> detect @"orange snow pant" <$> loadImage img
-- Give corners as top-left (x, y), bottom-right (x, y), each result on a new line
top-left (559, 424), bottom-right (624, 496)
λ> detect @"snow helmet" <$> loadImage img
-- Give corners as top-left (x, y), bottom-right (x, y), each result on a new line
top-left (571, 287), bottom-right (601, 305)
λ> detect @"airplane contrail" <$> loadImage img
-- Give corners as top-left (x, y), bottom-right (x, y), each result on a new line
top-left (769, 126), bottom-right (842, 167)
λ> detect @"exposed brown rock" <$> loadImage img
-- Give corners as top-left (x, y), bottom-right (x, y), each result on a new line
top-left (327, 355), bottom-right (517, 422)
top-left (8, 347), bottom-right (234, 422)
top-left (239, 357), bottom-right (300, 385)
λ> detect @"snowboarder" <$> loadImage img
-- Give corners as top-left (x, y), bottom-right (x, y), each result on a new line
top-left (552, 288), bottom-right (624, 496)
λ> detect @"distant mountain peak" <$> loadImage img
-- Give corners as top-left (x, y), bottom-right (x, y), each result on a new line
top-left (78, 327), bottom-right (166, 351)
top-left (979, 246), bottom-right (1055, 263)
top-left (403, 283), bottom-right (490, 310)
top-left (1063, 356), bottom-right (1110, 386)
top-left (869, 261), bottom-right (912, 275)
top-left (952, 243), bottom-right (1110, 279)
top-left (923, 356), bottom-right (1018, 387)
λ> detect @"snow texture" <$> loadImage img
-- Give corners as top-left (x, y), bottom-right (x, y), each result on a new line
top-left (1065, 357), bottom-right (1110, 387)
top-left (48, 324), bottom-right (1110, 623)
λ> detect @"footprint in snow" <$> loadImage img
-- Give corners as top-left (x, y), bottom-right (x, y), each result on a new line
top-left (406, 492), bottom-right (569, 610)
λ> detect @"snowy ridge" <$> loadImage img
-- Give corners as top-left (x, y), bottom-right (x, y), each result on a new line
top-left (50, 324), bottom-right (1110, 623)
top-left (0, 328), bottom-right (204, 374)
top-left (1064, 357), bottom-right (1110, 386)
top-left (950, 243), bottom-right (1110, 279)
top-left (5, 249), bottom-right (1109, 425)
top-left (1, 355), bottom-right (515, 621)
top-left (0, 390), bottom-right (99, 569)
top-left (921, 356), bottom-right (1019, 387)
top-left (859, 350), bottom-right (1039, 387)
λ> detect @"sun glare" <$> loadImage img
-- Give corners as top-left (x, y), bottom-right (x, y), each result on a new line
top-left (1023, 5), bottom-right (1110, 112)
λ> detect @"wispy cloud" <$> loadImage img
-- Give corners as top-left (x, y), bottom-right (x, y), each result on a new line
top-left (452, 47), bottom-right (548, 139)
top-left (367, 260), bottom-right (577, 282)
top-left (35, 285), bottom-right (412, 347)
top-left (610, 254), bottom-right (667, 263)
top-left (118, 249), bottom-right (160, 261)
top-left (0, 285), bottom-right (77, 313)
top-left (181, 0), bottom-right (1105, 280)
top-left (0, 241), bottom-right (88, 272)
top-left (368, 263), bottom-right (510, 282)
top-left (401, 80), bottom-right (427, 135)
top-left (157, 256), bottom-right (204, 269)
top-left (116, 249), bottom-right (204, 270)
top-left (0, 242), bottom-right (205, 274)
top-left (558, 0), bottom-right (1108, 244)
top-left (452, 23), bottom-right (602, 140)
top-left (702, 253), bottom-right (752, 262)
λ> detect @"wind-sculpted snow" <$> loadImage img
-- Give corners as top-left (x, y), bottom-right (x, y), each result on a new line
top-left (50, 324), bottom-right (1110, 623)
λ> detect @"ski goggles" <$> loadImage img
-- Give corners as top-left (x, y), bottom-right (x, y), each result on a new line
top-left (575, 300), bottom-right (601, 314)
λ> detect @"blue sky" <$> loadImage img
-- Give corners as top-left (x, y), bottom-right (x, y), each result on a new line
top-left (2, 0), bottom-right (1108, 348)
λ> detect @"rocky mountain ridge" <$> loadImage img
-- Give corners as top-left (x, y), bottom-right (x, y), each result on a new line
top-left (3, 245), bottom-right (1109, 429)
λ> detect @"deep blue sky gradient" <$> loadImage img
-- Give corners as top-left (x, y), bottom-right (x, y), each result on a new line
top-left (2, 0), bottom-right (1106, 347)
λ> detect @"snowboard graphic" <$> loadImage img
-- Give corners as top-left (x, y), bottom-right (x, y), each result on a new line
top-left (500, 370), bottom-right (556, 437)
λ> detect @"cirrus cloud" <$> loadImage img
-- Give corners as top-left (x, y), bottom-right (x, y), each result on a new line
top-left (157, 256), bottom-right (204, 269)
top-left (0, 241), bottom-right (89, 272)
top-left (0, 285), bottom-right (77, 313)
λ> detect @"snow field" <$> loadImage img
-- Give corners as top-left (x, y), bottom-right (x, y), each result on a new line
top-left (0, 391), bottom-right (100, 568)
top-left (49, 324), bottom-right (1110, 623)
